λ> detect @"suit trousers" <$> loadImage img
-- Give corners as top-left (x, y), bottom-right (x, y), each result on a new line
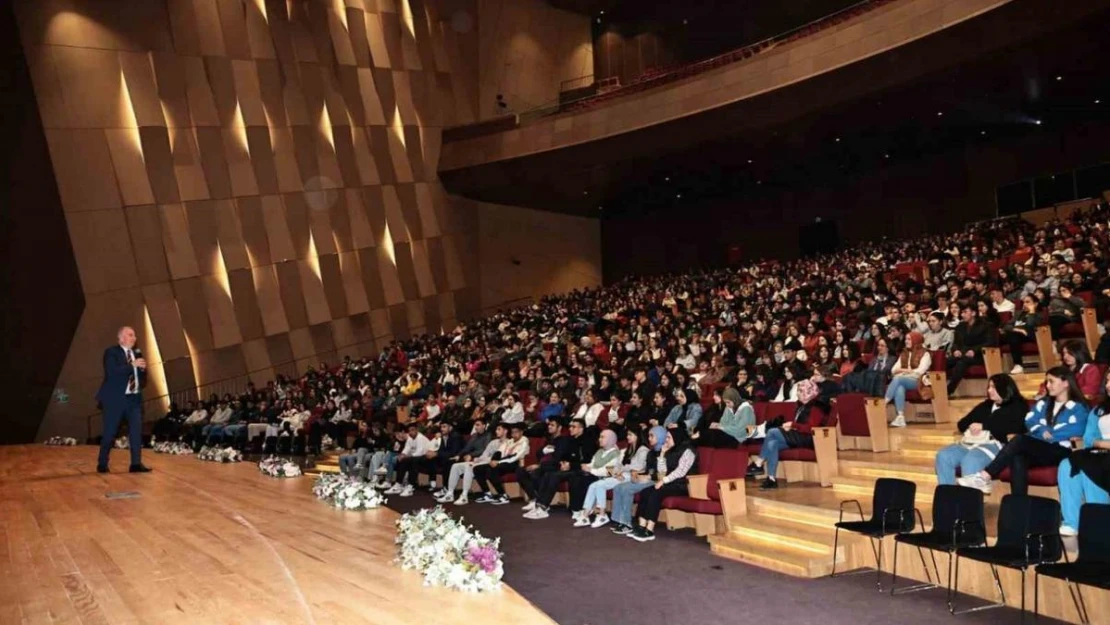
top-left (98, 394), bottom-right (143, 468)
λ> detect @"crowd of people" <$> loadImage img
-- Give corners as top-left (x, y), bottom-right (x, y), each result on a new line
top-left (149, 202), bottom-right (1110, 540)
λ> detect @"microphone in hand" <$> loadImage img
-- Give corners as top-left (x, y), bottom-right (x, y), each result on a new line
top-left (133, 347), bottom-right (147, 370)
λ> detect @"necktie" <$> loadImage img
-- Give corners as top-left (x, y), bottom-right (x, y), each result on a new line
top-left (126, 349), bottom-right (138, 394)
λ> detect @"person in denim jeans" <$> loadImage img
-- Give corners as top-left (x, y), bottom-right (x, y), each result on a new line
top-left (609, 426), bottom-right (666, 535)
top-left (367, 430), bottom-right (407, 487)
top-left (581, 429), bottom-right (650, 528)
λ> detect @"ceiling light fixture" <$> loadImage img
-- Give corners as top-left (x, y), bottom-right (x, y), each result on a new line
top-left (937, 111), bottom-right (943, 117)
top-left (1056, 75), bottom-right (1062, 81)
top-left (1035, 120), bottom-right (1042, 126)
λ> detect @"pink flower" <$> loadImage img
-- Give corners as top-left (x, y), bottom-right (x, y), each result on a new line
top-left (465, 544), bottom-right (500, 573)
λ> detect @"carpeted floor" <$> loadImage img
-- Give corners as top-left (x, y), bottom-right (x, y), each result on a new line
top-left (388, 492), bottom-right (1066, 625)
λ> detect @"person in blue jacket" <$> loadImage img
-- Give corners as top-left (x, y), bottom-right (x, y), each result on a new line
top-left (1057, 368), bottom-right (1110, 536)
top-left (959, 366), bottom-right (1088, 495)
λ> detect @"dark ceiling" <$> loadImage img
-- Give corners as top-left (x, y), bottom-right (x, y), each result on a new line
top-left (443, 0), bottom-right (1110, 218)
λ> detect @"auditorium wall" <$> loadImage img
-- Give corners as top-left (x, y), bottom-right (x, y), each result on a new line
top-left (11, 0), bottom-right (596, 441)
top-left (476, 0), bottom-right (593, 119)
top-left (601, 119), bottom-right (1110, 280)
top-left (472, 199), bottom-right (601, 312)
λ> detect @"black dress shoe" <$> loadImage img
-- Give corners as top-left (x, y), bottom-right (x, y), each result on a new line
top-left (96, 465), bottom-right (109, 474)
top-left (129, 464), bottom-right (153, 473)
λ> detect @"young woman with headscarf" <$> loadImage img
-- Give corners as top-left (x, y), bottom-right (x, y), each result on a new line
top-left (575, 429), bottom-right (650, 528)
top-left (609, 425), bottom-right (666, 536)
top-left (884, 331), bottom-right (933, 428)
top-left (663, 387), bottom-right (704, 432)
top-left (629, 427), bottom-right (698, 542)
top-left (569, 429), bottom-right (623, 527)
top-left (747, 379), bottom-right (833, 491)
top-left (698, 386), bottom-right (756, 448)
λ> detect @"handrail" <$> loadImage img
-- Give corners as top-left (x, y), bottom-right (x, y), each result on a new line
top-left (559, 74), bottom-right (596, 92)
top-left (514, 0), bottom-right (888, 120)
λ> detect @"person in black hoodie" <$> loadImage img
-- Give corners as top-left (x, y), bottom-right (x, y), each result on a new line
top-left (515, 420), bottom-right (565, 504)
top-left (946, 304), bottom-right (997, 395)
top-left (418, 420), bottom-right (464, 491)
top-left (934, 373), bottom-right (1026, 485)
top-left (629, 427), bottom-right (698, 542)
top-left (523, 418), bottom-right (598, 519)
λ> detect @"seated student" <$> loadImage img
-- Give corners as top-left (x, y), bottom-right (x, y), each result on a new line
top-left (698, 387), bottom-right (755, 448)
top-left (959, 366), bottom-right (1088, 495)
top-left (1047, 283), bottom-right (1086, 339)
top-left (370, 429), bottom-right (408, 489)
top-left (386, 424), bottom-right (431, 497)
top-left (1058, 368), bottom-right (1110, 535)
top-left (221, 401), bottom-right (252, 448)
top-left (569, 429), bottom-right (623, 527)
top-left (152, 402), bottom-right (185, 441)
top-left (338, 420), bottom-right (372, 477)
top-left (922, 312), bottom-right (954, 353)
top-left (1002, 295), bottom-right (1039, 374)
top-left (579, 428), bottom-right (650, 528)
top-left (1062, 341), bottom-right (1101, 398)
top-left (471, 424), bottom-right (530, 505)
top-left (523, 419), bottom-right (598, 519)
top-left (629, 428), bottom-right (698, 542)
top-left (663, 388), bottom-right (703, 432)
top-left (419, 420), bottom-right (464, 492)
top-left (692, 388), bottom-right (725, 442)
top-left (946, 304), bottom-right (995, 395)
top-left (610, 426), bottom-right (667, 535)
top-left (747, 379), bottom-right (833, 491)
top-left (885, 332), bottom-right (933, 428)
top-left (934, 374), bottom-right (1027, 485)
top-left (436, 421), bottom-right (501, 505)
top-left (514, 419), bottom-right (564, 504)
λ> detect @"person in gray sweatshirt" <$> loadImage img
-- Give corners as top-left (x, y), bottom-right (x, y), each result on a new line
top-left (435, 420), bottom-right (498, 505)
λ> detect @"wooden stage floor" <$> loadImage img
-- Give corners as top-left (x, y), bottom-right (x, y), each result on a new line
top-left (0, 445), bottom-right (556, 625)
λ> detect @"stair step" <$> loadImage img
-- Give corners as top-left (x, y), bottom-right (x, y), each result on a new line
top-left (839, 457), bottom-right (938, 482)
top-left (746, 495), bottom-right (845, 528)
top-left (709, 534), bottom-right (840, 577)
top-left (729, 514), bottom-right (839, 556)
top-left (831, 476), bottom-right (934, 504)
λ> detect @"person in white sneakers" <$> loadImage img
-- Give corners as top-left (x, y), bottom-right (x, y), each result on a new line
top-left (884, 331), bottom-right (932, 428)
top-left (575, 428), bottom-right (646, 528)
top-left (368, 428), bottom-right (407, 488)
top-left (472, 424), bottom-right (530, 505)
top-left (387, 423), bottom-right (430, 497)
top-left (568, 429), bottom-right (622, 526)
top-left (436, 421), bottom-right (500, 505)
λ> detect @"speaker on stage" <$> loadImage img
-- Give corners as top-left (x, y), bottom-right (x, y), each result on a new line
top-left (799, 218), bottom-right (840, 258)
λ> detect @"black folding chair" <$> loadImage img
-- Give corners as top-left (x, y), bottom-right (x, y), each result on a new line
top-left (951, 494), bottom-right (1064, 618)
top-left (1035, 503), bottom-right (1110, 624)
top-left (831, 477), bottom-right (917, 592)
top-left (892, 485), bottom-right (986, 597)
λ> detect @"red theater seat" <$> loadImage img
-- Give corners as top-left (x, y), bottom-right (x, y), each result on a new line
top-left (999, 465), bottom-right (1059, 487)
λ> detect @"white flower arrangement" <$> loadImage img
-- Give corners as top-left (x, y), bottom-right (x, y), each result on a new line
top-left (196, 445), bottom-right (243, 463)
top-left (258, 456), bottom-right (303, 478)
top-left (152, 440), bottom-right (194, 455)
top-left (395, 506), bottom-right (504, 593)
top-left (44, 436), bottom-right (78, 446)
top-left (311, 473), bottom-right (386, 510)
top-left (113, 436), bottom-right (130, 449)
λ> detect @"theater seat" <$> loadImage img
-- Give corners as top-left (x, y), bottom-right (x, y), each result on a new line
top-left (999, 465), bottom-right (1059, 487)
top-left (779, 448), bottom-right (817, 462)
top-left (662, 496), bottom-right (722, 515)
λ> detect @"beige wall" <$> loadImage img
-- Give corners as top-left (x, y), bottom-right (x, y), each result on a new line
top-left (476, 0), bottom-right (593, 119)
top-left (15, 0), bottom-right (600, 439)
top-left (473, 200), bottom-right (601, 312)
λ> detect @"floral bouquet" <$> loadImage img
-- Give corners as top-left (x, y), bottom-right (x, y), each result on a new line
top-left (113, 436), bottom-right (130, 449)
top-left (321, 434), bottom-right (335, 449)
top-left (44, 436), bottom-right (78, 446)
top-left (258, 456), bottom-right (303, 478)
top-left (196, 445), bottom-right (242, 463)
top-left (312, 473), bottom-right (386, 509)
top-left (395, 506), bottom-right (504, 592)
top-left (152, 440), bottom-right (195, 455)
top-left (332, 479), bottom-right (386, 510)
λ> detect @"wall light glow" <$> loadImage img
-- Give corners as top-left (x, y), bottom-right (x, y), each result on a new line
top-left (214, 242), bottom-right (233, 300)
top-left (232, 99), bottom-right (250, 157)
top-left (306, 232), bottom-right (323, 282)
top-left (119, 69), bottom-right (144, 161)
top-left (390, 104), bottom-right (406, 149)
top-left (142, 305), bottom-right (169, 412)
top-left (382, 222), bottom-right (397, 267)
top-left (333, 0), bottom-right (349, 30)
top-left (320, 105), bottom-right (336, 152)
top-left (400, 0), bottom-right (416, 37)
top-left (252, 0), bottom-right (268, 23)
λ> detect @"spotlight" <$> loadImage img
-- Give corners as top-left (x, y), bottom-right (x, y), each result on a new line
top-left (937, 111), bottom-right (943, 117)
top-left (582, 191), bottom-right (588, 195)
top-left (1035, 120), bottom-right (1042, 126)
top-left (664, 176), bottom-right (670, 182)
top-left (598, 206), bottom-right (603, 211)
top-left (747, 159), bottom-right (753, 164)
top-left (1097, 100), bottom-right (1102, 104)
top-left (599, 9), bottom-right (604, 15)
top-left (835, 137), bottom-right (841, 143)
top-left (884, 153), bottom-right (890, 159)
top-left (1056, 75), bottom-right (1063, 81)
top-left (980, 131), bottom-right (986, 136)
top-left (676, 194), bottom-right (682, 199)
top-left (596, 17), bottom-right (601, 23)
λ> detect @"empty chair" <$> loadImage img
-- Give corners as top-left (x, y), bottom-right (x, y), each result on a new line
top-left (951, 495), bottom-right (1064, 617)
top-left (891, 485), bottom-right (986, 597)
top-left (1035, 503), bottom-right (1110, 624)
top-left (831, 477), bottom-right (917, 592)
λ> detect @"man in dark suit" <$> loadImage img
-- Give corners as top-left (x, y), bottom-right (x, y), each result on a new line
top-left (96, 326), bottom-right (152, 473)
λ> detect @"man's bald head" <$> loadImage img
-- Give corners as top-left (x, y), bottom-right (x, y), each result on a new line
top-left (117, 326), bottom-right (137, 348)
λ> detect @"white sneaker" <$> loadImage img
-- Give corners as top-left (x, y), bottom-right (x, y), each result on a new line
top-left (454, 495), bottom-right (469, 505)
top-left (1060, 525), bottom-right (1078, 537)
top-left (400, 485), bottom-right (414, 497)
top-left (384, 484), bottom-right (403, 495)
top-left (374, 467), bottom-right (387, 475)
top-left (1010, 365), bottom-right (1024, 375)
top-left (524, 507), bottom-right (549, 520)
top-left (573, 516), bottom-right (591, 528)
top-left (889, 415), bottom-right (907, 428)
top-left (591, 513), bottom-right (610, 528)
top-left (522, 501), bottom-right (536, 512)
top-left (432, 489), bottom-right (447, 498)
top-left (434, 493), bottom-right (453, 503)
top-left (956, 474), bottom-right (993, 495)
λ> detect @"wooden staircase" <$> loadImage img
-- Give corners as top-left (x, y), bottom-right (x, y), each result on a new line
top-left (304, 451), bottom-right (342, 475)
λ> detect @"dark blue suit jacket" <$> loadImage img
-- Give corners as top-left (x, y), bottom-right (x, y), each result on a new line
top-left (96, 346), bottom-right (145, 406)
